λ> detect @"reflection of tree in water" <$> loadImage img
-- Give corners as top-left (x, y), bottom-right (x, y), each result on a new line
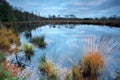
top-left (13, 23), bottom-right (46, 33)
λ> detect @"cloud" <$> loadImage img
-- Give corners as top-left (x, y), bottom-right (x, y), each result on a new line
top-left (7, 0), bottom-right (120, 18)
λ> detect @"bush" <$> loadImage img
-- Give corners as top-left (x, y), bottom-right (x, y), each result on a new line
top-left (30, 36), bottom-right (46, 48)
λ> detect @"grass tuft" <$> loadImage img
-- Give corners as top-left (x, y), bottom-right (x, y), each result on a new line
top-left (30, 36), bottom-right (46, 48)
top-left (23, 43), bottom-right (34, 61)
top-left (39, 54), bottom-right (58, 80)
top-left (82, 51), bottom-right (104, 79)
top-left (0, 28), bottom-right (20, 51)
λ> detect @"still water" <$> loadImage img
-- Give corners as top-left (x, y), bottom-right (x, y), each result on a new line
top-left (19, 24), bottom-right (120, 80)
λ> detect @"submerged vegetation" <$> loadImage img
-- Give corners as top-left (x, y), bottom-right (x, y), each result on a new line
top-left (39, 54), bottom-right (58, 80)
top-left (30, 36), bottom-right (46, 48)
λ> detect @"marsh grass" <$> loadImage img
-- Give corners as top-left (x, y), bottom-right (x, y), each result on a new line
top-left (82, 52), bottom-right (104, 80)
top-left (23, 43), bottom-right (34, 61)
top-left (65, 51), bottom-right (104, 80)
top-left (72, 66), bottom-right (81, 80)
top-left (30, 36), bottom-right (46, 48)
top-left (65, 66), bottom-right (82, 80)
top-left (39, 54), bottom-right (58, 80)
top-left (65, 72), bottom-right (72, 80)
top-left (0, 28), bottom-right (20, 51)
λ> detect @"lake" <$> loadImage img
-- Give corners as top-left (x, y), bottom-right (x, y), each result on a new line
top-left (11, 24), bottom-right (120, 80)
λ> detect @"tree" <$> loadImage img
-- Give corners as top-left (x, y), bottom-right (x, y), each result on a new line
top-left (0, 0), bottom-right (15, 22)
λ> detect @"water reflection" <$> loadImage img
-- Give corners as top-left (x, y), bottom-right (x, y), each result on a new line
top-left (20, 24), bottom-right (120, 79)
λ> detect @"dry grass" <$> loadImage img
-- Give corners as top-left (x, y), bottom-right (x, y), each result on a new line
top-left (65, 72), bottom-right (72, 80)
top-left (0, 28), bottom-right (20, 52)
top-left (72, 66), bottom-right (81, 80)
top-left (82, 51), bottom-right (104, 80)
top-left (39, 55), bottom-right (58, 80)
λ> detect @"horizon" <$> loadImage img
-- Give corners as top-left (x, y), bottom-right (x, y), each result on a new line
top-left (7, 0), bottom-right (120, 18)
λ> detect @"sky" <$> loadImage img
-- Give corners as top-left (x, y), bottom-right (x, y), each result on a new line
top-left (7, 0), bottom-right (120, 18)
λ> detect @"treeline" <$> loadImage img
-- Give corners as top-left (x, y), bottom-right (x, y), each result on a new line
top-left (0, 0), bottom-right (120, 27)
top-left (47, 14), bottom-right (120, 21)
top-left (0, 0), bottom-right (45, 22)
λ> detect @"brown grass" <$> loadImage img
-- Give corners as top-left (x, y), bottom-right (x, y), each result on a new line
top-left (0, 28), bottom-right (20, 52)
top-left (82, 51), bottom-right (104, 80)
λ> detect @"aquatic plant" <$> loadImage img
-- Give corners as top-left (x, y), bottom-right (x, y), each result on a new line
top-left (23, 43), bottom-right (34, 61)
top-left (39, 54), bottom-right (58, 80)
top-left (30, 36), bottom-right (46, 48)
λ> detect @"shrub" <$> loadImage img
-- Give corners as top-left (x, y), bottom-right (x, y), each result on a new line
top-left (39, 54), bottom-right (57, 80)
top-left (30, 36), bottom-right (46, 48)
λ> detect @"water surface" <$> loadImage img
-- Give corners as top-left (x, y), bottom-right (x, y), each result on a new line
top-left (19, 24), bottom-right (120, 79)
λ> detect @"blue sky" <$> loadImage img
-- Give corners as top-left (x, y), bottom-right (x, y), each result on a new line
top-left (7, 0), bottom-right (120, 18)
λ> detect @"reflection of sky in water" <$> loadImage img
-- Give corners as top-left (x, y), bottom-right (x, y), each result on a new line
top-left (20, 25), bottom-right (120, 79)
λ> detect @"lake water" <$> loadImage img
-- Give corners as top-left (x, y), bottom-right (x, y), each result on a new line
top-left (18, 24), bottom-right (120, 80)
